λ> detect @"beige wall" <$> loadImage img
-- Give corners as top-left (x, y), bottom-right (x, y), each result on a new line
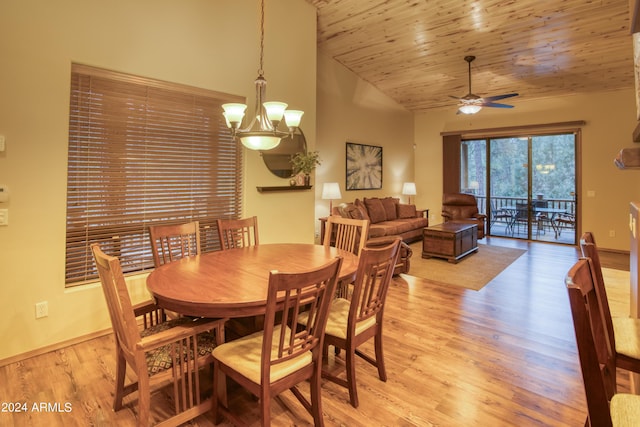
top-left (0, 0), bottom-right (316, 362)
top-left (414, 89), bottom-right (640, 251)
top-left (314, 52), bottom-right (415, 236)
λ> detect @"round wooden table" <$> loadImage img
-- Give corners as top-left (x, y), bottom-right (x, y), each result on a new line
top-left (146, 243), bottom-right (359, 318)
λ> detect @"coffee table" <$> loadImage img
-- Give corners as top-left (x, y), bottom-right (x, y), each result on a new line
top-left (422, 222), bottom-right (478, 263)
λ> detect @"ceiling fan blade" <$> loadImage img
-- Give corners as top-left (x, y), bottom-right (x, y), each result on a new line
top-left (449, 95), bottom-right (462, 100)
top-left (483, 93), bottom-right (519, 102)
top-left (482, 102), bottom-right (514, 108)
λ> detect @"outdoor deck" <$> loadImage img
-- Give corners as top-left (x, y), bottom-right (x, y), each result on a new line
top-left (476, 195), bottom-right (576, 244)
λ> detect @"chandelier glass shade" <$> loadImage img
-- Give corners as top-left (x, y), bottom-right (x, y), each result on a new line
top-left (222, 0), bottom-right (303, 151)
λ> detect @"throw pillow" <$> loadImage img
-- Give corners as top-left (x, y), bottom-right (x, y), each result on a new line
top-left (354, 199), bottom-right (370, 221)
top-left (381, 197), bottom-right (398, 220)
top-left (397, 203), bottom-right (417, 219)
top-left (364, 197), bottom-right (386, 223)
top-left (344, 204), bottom-right (363, 220)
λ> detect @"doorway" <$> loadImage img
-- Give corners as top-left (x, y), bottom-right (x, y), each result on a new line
top-left (461, 133), bottom-right (577, 244)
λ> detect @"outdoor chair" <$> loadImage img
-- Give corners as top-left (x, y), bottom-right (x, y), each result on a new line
top-left (554, 212), bottom-right (576, 238)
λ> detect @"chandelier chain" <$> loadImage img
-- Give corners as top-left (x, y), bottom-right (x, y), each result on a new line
top-left (258, 0), bottom-right (265, 77)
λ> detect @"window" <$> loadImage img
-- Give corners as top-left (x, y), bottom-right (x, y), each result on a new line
top-left (65, 64), bottom-right (243, 286)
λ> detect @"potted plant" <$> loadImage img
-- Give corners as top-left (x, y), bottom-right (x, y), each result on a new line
top-left (290, 150), bottom-right (321, 186)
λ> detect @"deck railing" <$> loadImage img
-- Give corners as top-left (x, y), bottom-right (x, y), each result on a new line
top-left (474, 195), bottom-right (576, 216)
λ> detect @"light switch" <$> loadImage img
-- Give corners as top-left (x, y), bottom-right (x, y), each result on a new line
top-left (587, 190), bottom-right (595, 197)
top-left (0, 185), bottom-right (8, 202)
top-left (0, 135), bottom-right (5, 152)
top-left (0, 209), bottom-right (7, 225)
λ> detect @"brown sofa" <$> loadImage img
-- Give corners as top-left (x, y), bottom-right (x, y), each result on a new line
top-left (332, 197), bottom-right (428, 243)
top-left (441, 193), bottom-right (486, 239)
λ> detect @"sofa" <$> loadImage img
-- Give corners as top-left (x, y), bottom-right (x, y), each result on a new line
top-left (332, 197), bottom-right (428, 243)
top-left (441, 193), bottom-right (486, 239)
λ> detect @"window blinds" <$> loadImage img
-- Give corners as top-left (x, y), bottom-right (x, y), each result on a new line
top-left (65, 64), bottom-right (243, 285)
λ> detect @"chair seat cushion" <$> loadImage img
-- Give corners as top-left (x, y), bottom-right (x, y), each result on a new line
top-left (611, 393), bottom-right (640, 426)
top-left (212, 325), bottom-right (312, 385)
top-left (612, 316), bottom-right (640, 359)
top-left (299, 298), bottom-right (376, 340)
top-left (141, 317), bottom-right (217, 375)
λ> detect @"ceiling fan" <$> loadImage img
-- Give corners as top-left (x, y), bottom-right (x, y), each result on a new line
top-left (450, 55), bottom-right (518, 115)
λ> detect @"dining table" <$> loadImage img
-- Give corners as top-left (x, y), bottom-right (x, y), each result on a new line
top-left (146, 243), bottom-right (360, 319)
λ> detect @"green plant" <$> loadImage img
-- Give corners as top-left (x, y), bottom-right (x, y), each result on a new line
top-left (290, 150), bottom-right (322, 175)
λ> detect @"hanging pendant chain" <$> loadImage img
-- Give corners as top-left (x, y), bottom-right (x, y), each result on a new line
top-left (258, 0), bottom-right (265, 77)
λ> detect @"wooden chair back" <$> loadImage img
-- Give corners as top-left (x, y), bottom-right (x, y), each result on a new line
top-left (349, 237), bottom-right (401, 336)
top-left (92, 243), bottom-right (223, 425)
top-left (217, 216), bottom-right (259, 250)
top-left (566, 258), bottom-right (617, 426)
top-left (580, 232), bottom-right (616, 346)
top-left (148, 221), bottom-right (201, 267)
top-left (323, 215), bottom-right (370, 256)
top-left (92, 243), bottom-right (142, 362)
top-left (262, 257), bottom-right (342, 384)
top-left (212, 256), bottom-right (343, 425)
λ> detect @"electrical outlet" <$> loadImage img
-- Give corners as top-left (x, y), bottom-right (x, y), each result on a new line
top-left (609, 230), bottom-right (616, 237)
top-left (35, 301), bottom-right (48, 319)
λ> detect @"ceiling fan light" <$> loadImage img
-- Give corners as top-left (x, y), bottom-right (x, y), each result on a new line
top-left (459, 104), bottom-right (482, 114)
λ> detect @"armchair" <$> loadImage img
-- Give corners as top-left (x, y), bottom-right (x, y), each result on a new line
top-left (441, 193), bottom-right (486, 239)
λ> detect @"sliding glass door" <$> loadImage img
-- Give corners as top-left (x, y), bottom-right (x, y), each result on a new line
top-left (461, 133), bottom-right (577, 244)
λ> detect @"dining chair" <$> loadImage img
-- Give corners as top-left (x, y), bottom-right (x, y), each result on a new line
top-left (217, 216), bottom-right (259, 250)
top-left (323, 215), bottom-right (370, 256)
top-left (300, 237), bottom-right (401, 408)
top-left (91, 243), bottom-right (225, 427)
top-left (323, 215), bottom-right (370, 299)
top-left (566, 258), bottom-right (640, 426)
top-left (148, 220), bottom-right (201, 267)
top-left (211, 256), bottom-right (343, 427)
top-left (580, 232), bottom-right (640, 374)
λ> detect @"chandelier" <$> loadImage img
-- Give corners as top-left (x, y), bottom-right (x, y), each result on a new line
top-left (222, 0), bottom-right (303, 151)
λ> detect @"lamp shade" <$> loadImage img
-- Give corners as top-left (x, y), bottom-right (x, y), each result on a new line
top-left (322, 182), bottom-right (342, 200)
top-left (402, 182), bottom-right (417, 196)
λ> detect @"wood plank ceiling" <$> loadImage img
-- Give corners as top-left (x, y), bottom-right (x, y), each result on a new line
top-left (305, 0), bottom-right (634, 113)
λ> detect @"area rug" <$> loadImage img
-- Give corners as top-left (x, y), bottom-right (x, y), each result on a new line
top-left (406, 242), bottom-right (527, 291)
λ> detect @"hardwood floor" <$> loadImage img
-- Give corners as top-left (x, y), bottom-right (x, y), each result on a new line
top-left (0, 238), bottom-right (632, 426)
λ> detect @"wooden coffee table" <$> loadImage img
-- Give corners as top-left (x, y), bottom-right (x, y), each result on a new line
top-left (422, 222), bottom-right (478, 263)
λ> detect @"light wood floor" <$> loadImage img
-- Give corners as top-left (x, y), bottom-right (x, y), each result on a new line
top-left (0, 238), bottom-right (632, 426)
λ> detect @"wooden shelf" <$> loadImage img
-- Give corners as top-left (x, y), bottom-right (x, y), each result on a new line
top-left (256, 185), bottom-right (312, 193)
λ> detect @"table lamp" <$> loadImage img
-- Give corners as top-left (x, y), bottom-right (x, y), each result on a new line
top-left (402, 182), bottom-right (417, 204)
top-left (322, 182), bottom-right (342, 213)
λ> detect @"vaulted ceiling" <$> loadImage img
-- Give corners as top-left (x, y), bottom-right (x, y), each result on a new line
top-left (305, 0), bottom-right (635, 113)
